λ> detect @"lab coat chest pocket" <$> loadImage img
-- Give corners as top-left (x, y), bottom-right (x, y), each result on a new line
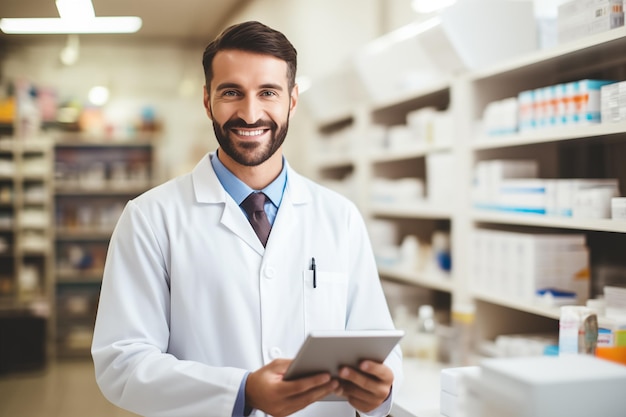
top-left (302, 270), bottom-right (348, 332)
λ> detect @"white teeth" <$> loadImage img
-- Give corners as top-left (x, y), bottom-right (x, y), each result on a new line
top-left (235, 129), bottom-right (264, 137)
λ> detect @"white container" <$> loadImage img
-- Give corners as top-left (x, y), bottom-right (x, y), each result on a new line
top-left (611, 197), bottom-right (626, 220)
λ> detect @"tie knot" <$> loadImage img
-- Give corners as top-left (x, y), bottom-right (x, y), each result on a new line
top-left (241, 192), bottom-right (267, 214)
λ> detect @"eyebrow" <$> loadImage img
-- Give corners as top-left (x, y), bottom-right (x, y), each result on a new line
top-left (215, 82), bottom-right (284, 92)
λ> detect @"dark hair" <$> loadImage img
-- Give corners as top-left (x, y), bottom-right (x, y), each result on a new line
top-left (202, 21), bottom-right (298, 92)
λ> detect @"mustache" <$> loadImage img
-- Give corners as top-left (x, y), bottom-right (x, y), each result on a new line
top-left (223, 118), bottom-right (277, 131)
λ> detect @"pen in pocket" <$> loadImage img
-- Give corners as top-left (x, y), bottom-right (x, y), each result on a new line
top-left (310, 257), bottom-right (316, 288)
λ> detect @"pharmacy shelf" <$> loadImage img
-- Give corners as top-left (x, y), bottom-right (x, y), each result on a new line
top-left (56, 269), bottom-right (104, 283)
top-left (314, 111), bottom-right (354, 129)
top-left (472, 290), bottom-right (561, 320)
top-left (370, 80), bottom-right (451, 110)
top-left (473, 121), bottom-right (626, 150)
top-left (371, 203), bottom-right (452, 220)
top-left (469, 27), bottom-right (626, 81)
top-left (314, 154), bottom-right (355, 170)
top-left (369, 144), bottom-right (451, 163)
top-left (55, 186), bottom-right (150, 196)
top-left (55, 229), bottom-right (113, 240)
top-left (53, 138), bottom-right (156, 358)
top-left (311, 23), bottom-right (626, 353)
top-left (0, 138), bottom-right (54, 368)
top-left (473, 291), bottom-right (615, 328)
top-left (472, 211), bottom-right (626, 233)
top-left (378, 265), bottom-right (453, 293)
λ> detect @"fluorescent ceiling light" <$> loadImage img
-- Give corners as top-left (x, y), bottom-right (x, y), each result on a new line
top-left (0, 0), bottom-right (142, 35)
top-left (0, 16), bottom-right (143, 34)
top-left (56, 0), bottom-right (95, 20)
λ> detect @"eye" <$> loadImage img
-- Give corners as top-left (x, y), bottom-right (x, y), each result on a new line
top-left (261, 90), bottom-right (278, 97)
top-left (222, 90), bottom-right (240, 97)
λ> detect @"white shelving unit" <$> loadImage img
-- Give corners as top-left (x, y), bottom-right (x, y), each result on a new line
top-left (53, 137), bottom-right (157, 358)
top-left (311, 27), bottom-right (626, 358)
top-left (0, 138), bottom-right (54, 372)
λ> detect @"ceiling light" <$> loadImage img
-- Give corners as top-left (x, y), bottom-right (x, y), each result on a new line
top-left (88, 86), bottom-right (110, 106)
top-left (0, 0), bottom-right (142, 35)
top-left (0, 16), bottom-right (142, 34)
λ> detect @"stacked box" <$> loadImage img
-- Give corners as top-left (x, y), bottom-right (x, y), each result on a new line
top-left (465, 356), bottom-right (626, 417)
top-left (601, 80), bottom-right (626, 123)
top-left (572, 79), bottom-right (616, 123)
top-left (516, 79), bottom-right (615, 130)
top-left (496, 179), bottom-right (551, 215)
top-left (472, 160), bottom-right (539, 210)
top-left (426, 151), bottom-right (455, 204)
top-left (558, 0), bottom-right (624, 44)
top-left (440, 366), bottom-right (481, 417)
top-left (555, 178), bottom-right (619, 217)
top-left (471, 230), bottom-right (590, 304)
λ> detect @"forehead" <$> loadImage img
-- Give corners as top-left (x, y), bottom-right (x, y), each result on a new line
top-left (210, 49), bottom-right (289, 89)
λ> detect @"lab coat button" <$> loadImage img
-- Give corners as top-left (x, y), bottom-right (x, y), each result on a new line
top-left (269, 346), bottom-right (282, 359)
top-left (264, 266), bottom-right (276, 279)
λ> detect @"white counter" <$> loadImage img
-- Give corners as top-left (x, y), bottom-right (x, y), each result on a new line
top-left (391, 358), bottom-right (444, 417)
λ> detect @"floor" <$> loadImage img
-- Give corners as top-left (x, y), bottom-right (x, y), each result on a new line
top-left (0, 359), bottom-right (139, 417)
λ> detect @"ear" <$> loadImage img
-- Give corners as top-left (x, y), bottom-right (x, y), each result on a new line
top-left (203, 85), bottom-right (213, 120)
top-left (288, 84), bottom-right (299, 119)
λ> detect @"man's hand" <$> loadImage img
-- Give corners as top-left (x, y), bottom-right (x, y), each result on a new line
top-left (245, 359), bottom-right (340, 417)
top-left (335, 360), bottom-right (394, 413)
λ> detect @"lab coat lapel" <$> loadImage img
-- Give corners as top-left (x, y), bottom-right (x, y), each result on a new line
top-left (221, 198), bottom-right (265, 255)
top-left (265, 167), bottom-right (312, 252)
top-left (191, 153), bottom-right (265, 256)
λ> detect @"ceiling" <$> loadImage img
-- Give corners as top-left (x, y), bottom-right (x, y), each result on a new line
top-left (0, 0), bottom-right (252, 44)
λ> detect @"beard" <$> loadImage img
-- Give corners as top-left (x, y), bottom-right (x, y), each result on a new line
top-left (212, 113), bottom-right (289, 167)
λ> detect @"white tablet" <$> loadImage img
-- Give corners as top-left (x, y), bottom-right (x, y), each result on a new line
top-left (283, 329), bottom-right (404, 401)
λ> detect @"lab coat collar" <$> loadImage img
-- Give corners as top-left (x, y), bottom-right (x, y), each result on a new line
top-left (191, 152), bottom-right (312, 255)
top-left (191, 152), bottom-right (311, 205)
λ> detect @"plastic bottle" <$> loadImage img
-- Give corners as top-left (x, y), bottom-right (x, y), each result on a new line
top-left (415, 305), bottom-right (438, 362)
top-left (451, 303), bottom-right (476, 366)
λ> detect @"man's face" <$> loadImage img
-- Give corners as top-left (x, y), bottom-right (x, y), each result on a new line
top-left (204, 49), bottom-right (298, 167)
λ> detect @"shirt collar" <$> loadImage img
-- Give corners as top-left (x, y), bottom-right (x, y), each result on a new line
top-left (210, 150), bottom-right (287, 208)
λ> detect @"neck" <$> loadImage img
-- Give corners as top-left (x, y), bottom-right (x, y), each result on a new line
top-left (217, 149), bottom-right (283, 190)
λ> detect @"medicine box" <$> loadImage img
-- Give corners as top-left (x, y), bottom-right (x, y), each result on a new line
top-left (465, 355), bottom-right (626, 417)
top-left (601, 80), bottom-right (626, 123)
top-left (471, 230), bottom-right (589, 303)
top-left (555, 178), bottom-right (619, 217)
top-left (496, 179), bottom-right (549, 215)
top-left (472, 159), bottom-right (539, 209)
top-left (426, 152), bottom-right (455, 204)
top-left (440, 366), bottom-right (481, 417)
top-left (558, 0), bottom-right (624, 44)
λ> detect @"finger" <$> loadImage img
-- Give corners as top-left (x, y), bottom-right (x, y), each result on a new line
top-left (338, 367), bottom-right (391, 404)
top-left (284, 379), bottom-right (340, 414)
top-left (359, 360), bottom-right (392, 381)
top-left (339, 367), bottom-right (378, 393)
top-left (281, 372), bottom-right (333, 397)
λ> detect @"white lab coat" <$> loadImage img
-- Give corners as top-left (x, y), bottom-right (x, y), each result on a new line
top-left (92, 153), bottom-right (403, 417)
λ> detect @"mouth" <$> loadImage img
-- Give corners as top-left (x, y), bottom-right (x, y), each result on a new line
top-left (232, 128), bottom-right (269, 137)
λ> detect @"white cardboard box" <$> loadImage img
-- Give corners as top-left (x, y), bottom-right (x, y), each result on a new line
top-left (467, 355), bottom-right (626, 417)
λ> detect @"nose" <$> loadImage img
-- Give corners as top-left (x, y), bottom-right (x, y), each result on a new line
top-left (237, 96), bottom-right (263, 124)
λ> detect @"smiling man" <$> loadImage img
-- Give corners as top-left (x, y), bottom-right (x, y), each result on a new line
top-left (92, 21), bottom-right (403, 417)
